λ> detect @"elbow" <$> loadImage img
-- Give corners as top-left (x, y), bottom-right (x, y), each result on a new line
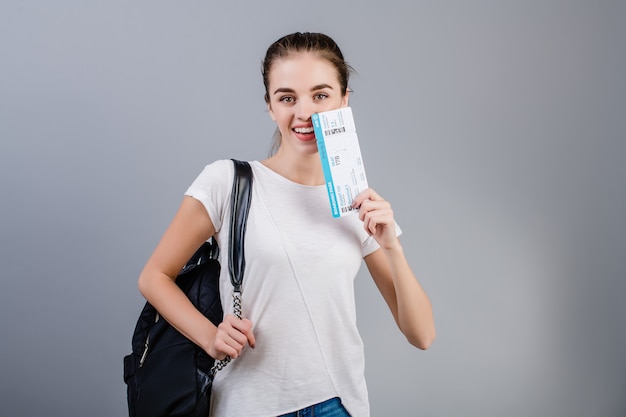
top-left (137, 267), bottom-right (176, 302)
top-left (137, 270), bottom-right (152, 300)
top-left (406, 328), bottom-right (436, 350)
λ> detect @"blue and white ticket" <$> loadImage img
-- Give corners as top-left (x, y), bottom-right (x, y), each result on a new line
top-left (312, 107), bottom-right (369, 218)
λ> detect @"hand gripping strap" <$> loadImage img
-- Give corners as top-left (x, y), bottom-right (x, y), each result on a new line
top-left (228, 159), bottom-right (253, 293)
top-left (210, 159), bottom-right (252, 375)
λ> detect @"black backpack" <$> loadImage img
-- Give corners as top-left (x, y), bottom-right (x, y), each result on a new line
top-left (123, 159), bottom-right (252, 417)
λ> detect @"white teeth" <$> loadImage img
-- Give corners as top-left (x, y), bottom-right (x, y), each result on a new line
top-left (294, 127), bottom-right (314, 134)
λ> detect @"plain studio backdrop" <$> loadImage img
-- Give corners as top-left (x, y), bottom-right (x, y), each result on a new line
top-left (1, 1), bottom-right (625, 416)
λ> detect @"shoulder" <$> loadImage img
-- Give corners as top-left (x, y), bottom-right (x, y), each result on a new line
top-left (185, 159), bottom-right (238, 200)
top-left (201, 158), bottom-right (235, 178)
top-left (188, 159), bottom-right (237, 187)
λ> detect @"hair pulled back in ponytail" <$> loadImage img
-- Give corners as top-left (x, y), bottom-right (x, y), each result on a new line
top-left (262, 32), bottom-right (354, 155)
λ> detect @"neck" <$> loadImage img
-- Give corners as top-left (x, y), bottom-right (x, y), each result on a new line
top-left (262, 151), bottom-right (324, 186)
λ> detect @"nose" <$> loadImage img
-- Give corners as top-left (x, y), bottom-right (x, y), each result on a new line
top-left (296, 101), bottom-right (313, 121)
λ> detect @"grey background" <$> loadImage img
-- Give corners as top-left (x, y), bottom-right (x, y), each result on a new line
top-left (1, 1), bottom-right (625, 416)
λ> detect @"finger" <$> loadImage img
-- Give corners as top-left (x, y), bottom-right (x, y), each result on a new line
top-left (233, 318), bottom-right (256, 348)
top-left (213, 321), bottom-right (246, 358)
top-left (246, 331), bottom-right (256, 349)
top-left (224, 315), bottom-right (256, 349)
top-left (213, 336), bottom-right (240, 360)
top-left (214, 316), bottom-right (252, 358)
top-left (366, 188), bottom-right (383, 201)
top-left (358, 199), bottom-right (391, 222)
top-left (367, 213), bottom-right (382, 235)
top-left (352, 188), bottom-right (383, 207)
top-left (362, 209), bottom-right (393, 235)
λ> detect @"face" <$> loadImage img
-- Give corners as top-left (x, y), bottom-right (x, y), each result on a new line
top-left (267, 52), bottom-right (349, 155)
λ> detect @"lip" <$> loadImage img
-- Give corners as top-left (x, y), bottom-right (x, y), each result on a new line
top-left (292, 124), bottom-right (316, 142)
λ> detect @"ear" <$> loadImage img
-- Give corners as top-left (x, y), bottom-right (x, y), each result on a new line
top-left (341, 89), bottom-right (350, 107)
top-left (267, 102), bottom-right (276, 121)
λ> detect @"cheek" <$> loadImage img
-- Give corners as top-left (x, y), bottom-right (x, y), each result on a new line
top-left (270, 107), bottom-right (291, 126)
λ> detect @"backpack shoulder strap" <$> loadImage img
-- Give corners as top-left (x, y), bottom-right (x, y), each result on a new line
top-left (228, 159), bottom-right (253, 295)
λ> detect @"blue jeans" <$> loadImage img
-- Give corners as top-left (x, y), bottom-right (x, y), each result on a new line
top-left (277, 397), bottom-right (351, 417)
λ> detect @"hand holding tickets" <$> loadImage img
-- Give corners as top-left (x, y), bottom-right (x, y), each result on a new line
top-left (312, 107), bottom-right (369, 218)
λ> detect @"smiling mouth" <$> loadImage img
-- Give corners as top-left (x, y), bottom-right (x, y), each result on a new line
top-left (293, 126), bottom-right (314, 134)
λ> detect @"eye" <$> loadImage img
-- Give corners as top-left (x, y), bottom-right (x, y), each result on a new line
top-left (279, 96), bottom-right (295, 103)
top-left (313, 93), bottom-right (329, 101)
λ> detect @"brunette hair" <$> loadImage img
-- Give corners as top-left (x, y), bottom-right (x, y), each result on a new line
top-left (262, 32), bottom-right (353, 103)
top-left (262, 32), bottom-right (354, 154)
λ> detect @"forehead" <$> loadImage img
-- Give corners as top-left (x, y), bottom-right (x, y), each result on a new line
top-left (268, 52), bottom-right (340, 90)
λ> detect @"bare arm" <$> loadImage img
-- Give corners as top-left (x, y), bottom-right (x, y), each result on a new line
top-left (137, 196), bottom-right (255, 360)
top-left (354, 189), bottom-right (436, 350)
top-left (364, 245), bottom-right (435, 349)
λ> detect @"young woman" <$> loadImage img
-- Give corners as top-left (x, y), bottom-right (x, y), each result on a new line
top-left (138, 32), bottom-right (435, 417)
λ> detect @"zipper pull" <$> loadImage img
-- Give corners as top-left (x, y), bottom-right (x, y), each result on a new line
top-left (139, 341), bottom-right (149, 367)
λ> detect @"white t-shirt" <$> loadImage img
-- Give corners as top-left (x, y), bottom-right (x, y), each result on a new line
top-left (185, 160), bottom-right (399, 417)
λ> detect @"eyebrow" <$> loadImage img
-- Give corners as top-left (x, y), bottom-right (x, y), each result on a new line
top-left (272, 84), bottom-right (334, 96)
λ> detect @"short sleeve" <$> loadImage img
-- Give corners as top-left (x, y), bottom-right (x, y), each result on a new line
top-left (184, 159), bottom-right (234, 233)
top-left (362, 221), bottom-right (403, 257)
